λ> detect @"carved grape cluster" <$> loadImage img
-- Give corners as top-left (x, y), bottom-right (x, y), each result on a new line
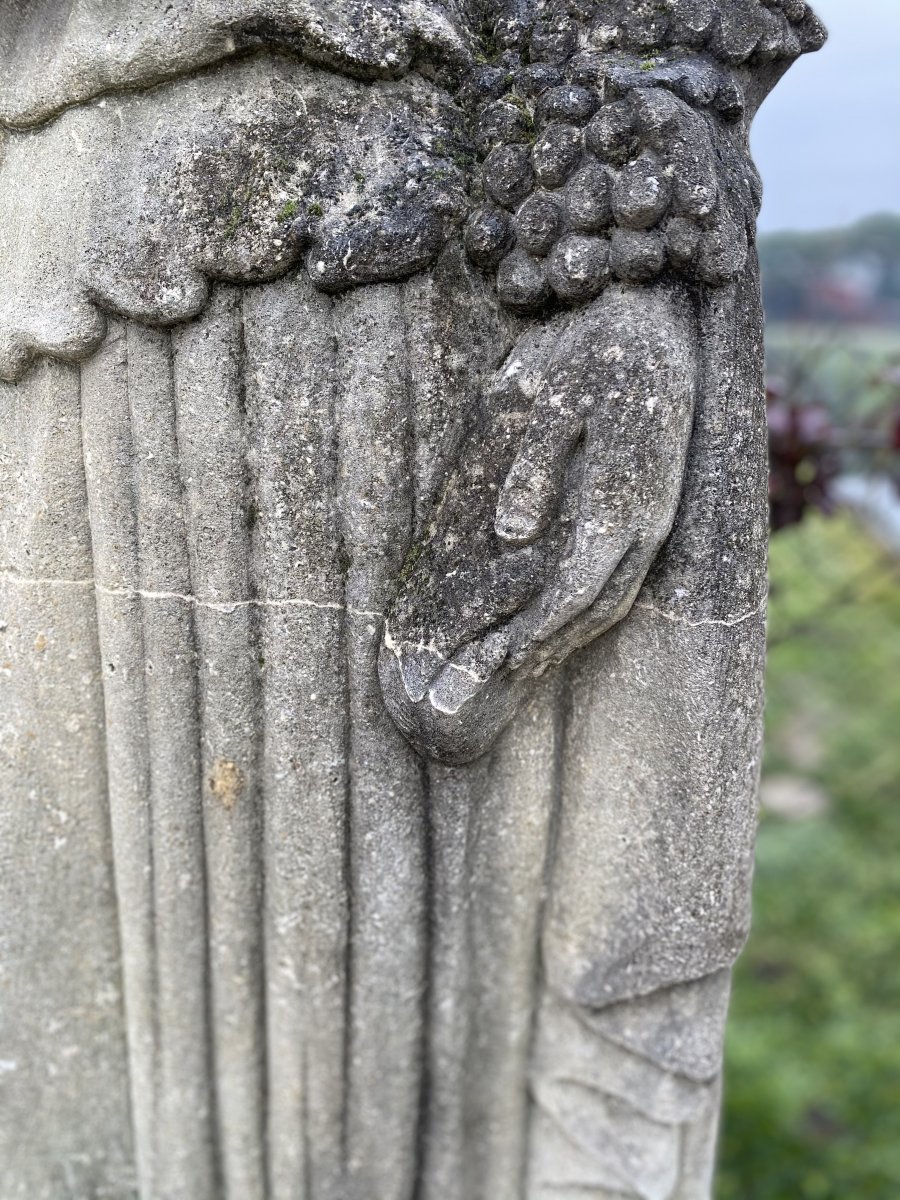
top-left (485, 0), bottom-right (826, 78)
top-left (463, 58), bottom-right (761, 311)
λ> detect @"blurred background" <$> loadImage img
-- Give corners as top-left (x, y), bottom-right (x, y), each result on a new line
top-left (716, 1), bottom-right (900, 1196)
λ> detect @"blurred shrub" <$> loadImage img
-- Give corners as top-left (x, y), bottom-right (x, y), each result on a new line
top-left (717, 513), bottom-right (900, 1199)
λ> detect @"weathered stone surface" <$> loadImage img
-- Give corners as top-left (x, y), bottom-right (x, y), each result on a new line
top-left (0, 2), bottom-right (824, 1197)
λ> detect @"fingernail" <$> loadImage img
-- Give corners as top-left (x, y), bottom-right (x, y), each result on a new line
top-left (399, 648), bottom-right (444, 702)
top-left (428, 665), bottom-right (484, 715)
top-left (494, 506), bottom-right (543, 545)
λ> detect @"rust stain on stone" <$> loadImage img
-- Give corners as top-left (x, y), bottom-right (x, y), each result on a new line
top-left (209, 759), bottom-right (244, 810)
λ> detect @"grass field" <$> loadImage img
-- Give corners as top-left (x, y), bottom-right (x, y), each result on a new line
top-left (716, 511), bottom-right (900, 1198)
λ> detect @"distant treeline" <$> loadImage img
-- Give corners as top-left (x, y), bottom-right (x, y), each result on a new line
top-left (759, 213), bottom-right (900, 324)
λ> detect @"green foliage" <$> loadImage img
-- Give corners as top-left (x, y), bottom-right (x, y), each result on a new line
top-left (759, 214), bottom-right (900, 322)
top-left (765, 321), bottom-right (900, 424)
top-left (760, 214), bottom-right (900, 279)
top-left (718, 513), bottom-right (900, 1199)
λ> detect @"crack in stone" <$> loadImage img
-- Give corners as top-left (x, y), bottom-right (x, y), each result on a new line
top-left (0, 570), bottom-right (96, 588)
top-left (0, 569), bottom-right (382, 619)
top-left (633, 598), bottom-right (766, 629)
top-left (1, 568), bottom-right (764, 634)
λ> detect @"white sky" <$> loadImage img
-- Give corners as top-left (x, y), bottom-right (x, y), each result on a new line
top-left (751, 0), bottom-right (900, 231)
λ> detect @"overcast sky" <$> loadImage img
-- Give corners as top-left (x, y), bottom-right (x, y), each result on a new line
top-left (752, 0), bottom-right (900, 232)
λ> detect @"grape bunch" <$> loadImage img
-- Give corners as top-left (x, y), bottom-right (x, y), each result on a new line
top-left (463, 55), bottom-right (762, 312)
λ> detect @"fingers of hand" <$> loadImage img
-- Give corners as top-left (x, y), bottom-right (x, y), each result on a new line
top-left (526, 546), bottom-right (651, 673)
top-left (506, 513), bottom-right (632, 668)
top-left (495, 407), bottom-right (584, 547)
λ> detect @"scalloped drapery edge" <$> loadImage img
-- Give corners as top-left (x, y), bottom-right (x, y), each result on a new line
top-left (0, 52), bottom-right (470, 385)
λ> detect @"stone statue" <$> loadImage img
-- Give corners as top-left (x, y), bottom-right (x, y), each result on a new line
top-left (0, 3), bottom-right (824, 1197)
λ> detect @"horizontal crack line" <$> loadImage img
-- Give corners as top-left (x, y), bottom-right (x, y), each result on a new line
top-left (0, 570), bottom-right (95, 588)
top-left (2, 568), bottom-right (764, 631)
top-left (0, 570), bottom-right (381, 619)
top-left (633, 598), bottom-right (766, 629)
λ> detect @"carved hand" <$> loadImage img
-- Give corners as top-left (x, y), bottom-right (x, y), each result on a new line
top-left (380, 283), bottom-right (698, 763)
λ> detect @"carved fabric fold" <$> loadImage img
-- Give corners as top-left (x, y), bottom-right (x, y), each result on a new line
top-left (1, 256), bottom-right (764, 1199)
